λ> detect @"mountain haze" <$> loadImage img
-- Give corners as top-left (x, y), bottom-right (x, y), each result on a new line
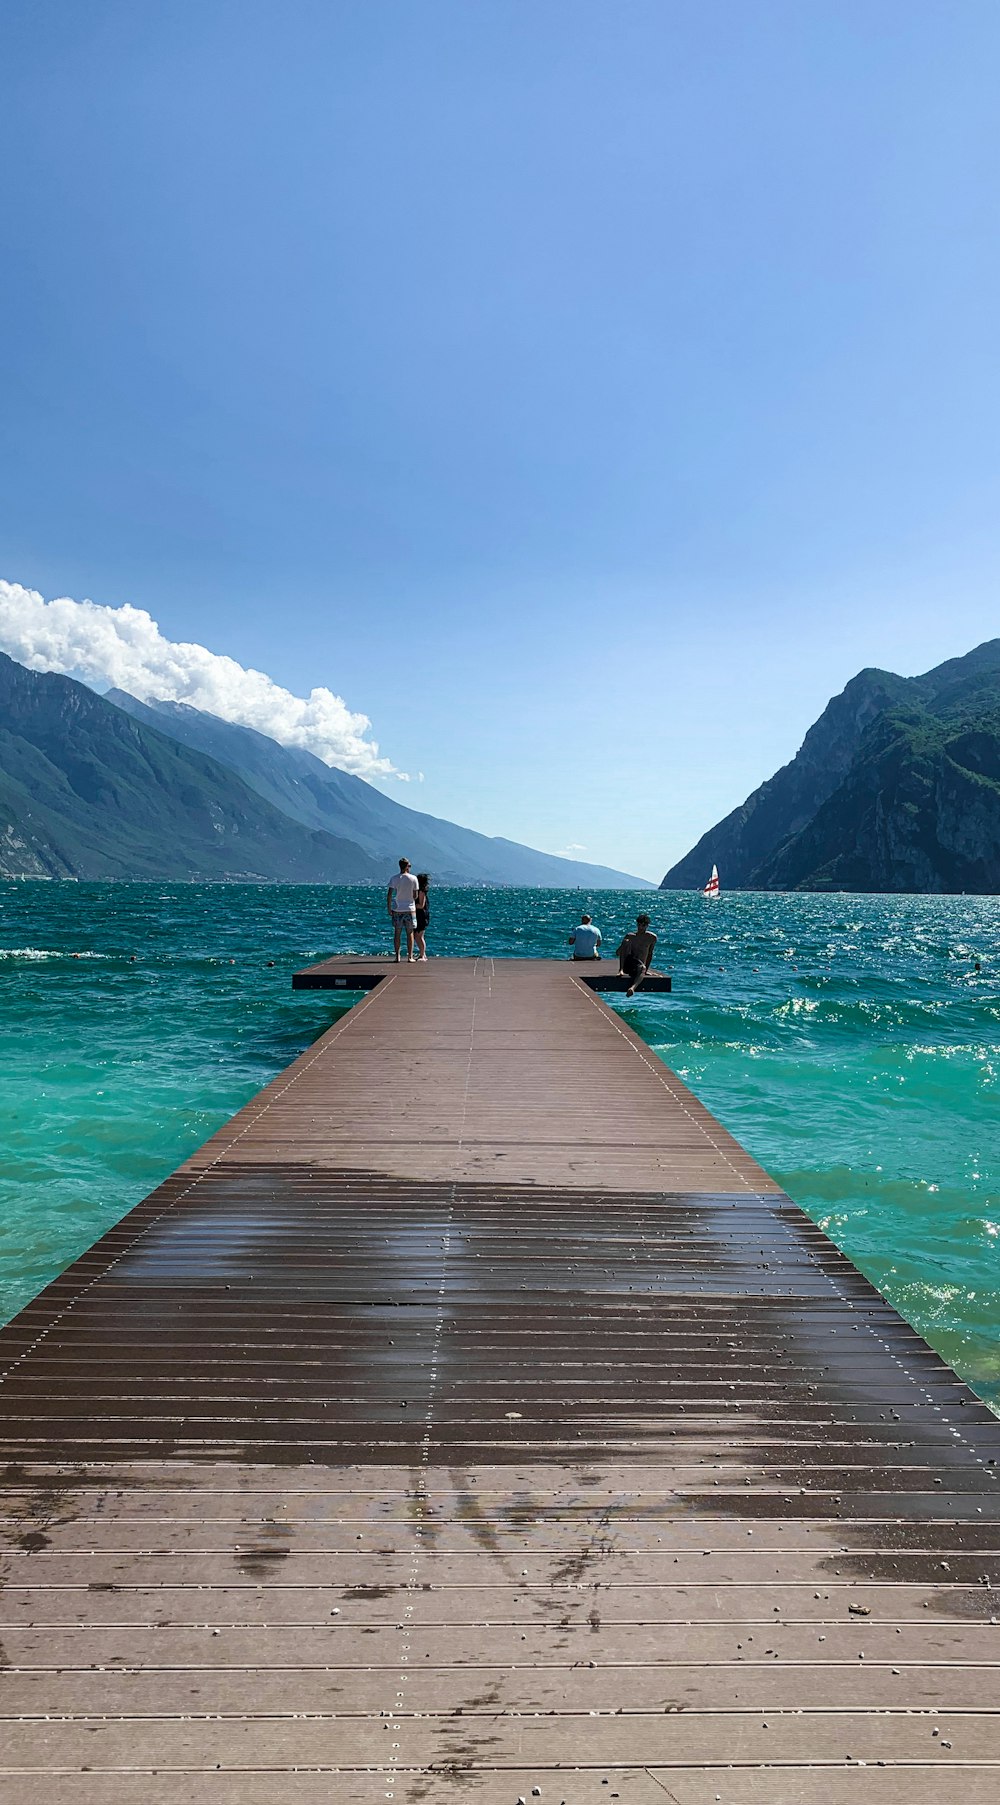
top-left (0, 652), bottom-right (650, 885)
top-left (106, 689), bottom-right (651, 887)
top-left (661, 640), bottom-right (1000, 894)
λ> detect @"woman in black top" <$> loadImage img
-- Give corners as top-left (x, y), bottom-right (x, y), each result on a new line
top-left (414, 874), bottom-right (431, 961)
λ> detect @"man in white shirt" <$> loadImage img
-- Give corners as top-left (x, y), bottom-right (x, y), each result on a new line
top-left (387, 857), bottom-right (420, 963)
top-left (567, 914), bottom-right (602, 960)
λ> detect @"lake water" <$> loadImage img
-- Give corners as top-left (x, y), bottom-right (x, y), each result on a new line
top-left (1, 883), bottom-right (997, 1406)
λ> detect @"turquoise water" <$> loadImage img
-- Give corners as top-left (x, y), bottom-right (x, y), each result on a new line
top-left (1, 883), bottom-right (997, 1405)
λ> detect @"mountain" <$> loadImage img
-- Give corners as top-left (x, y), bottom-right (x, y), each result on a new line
top-left (105, 689), bottom-right (651, 888)
top-left (660, 640), bottom-right (1000, 894)
top-left (0, 653), bottom-right (385, 881)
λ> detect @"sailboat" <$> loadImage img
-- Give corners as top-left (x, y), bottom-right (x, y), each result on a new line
top-left (702, 863), bottom-right (720, 898)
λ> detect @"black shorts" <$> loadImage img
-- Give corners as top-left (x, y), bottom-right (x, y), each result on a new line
top-left (621, 953), bottom-right (643, 981)
top-left (415, 909), bottom-right (429, 932)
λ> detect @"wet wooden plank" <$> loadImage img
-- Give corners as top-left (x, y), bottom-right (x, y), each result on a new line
top-left (3, 1710), bottom-right (1000, 1766)
top-left (4, 1661), bottom-right (1000, 1713)
top-left (6, 1773), bottom-right (1000, 1805)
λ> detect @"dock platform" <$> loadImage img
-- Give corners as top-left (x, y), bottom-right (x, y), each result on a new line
top-left (292, 953), bottom-right (673, 994)
top-left (1, 956), bottom-right (999, 1801)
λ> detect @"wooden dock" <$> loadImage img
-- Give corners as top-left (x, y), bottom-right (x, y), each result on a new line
top-left (292, 953), bottom-right (674, 995)
top-left (1, 955), bottom-right (999, 1802)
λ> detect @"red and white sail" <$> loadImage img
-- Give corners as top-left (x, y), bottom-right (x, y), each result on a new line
top-left (702, 863), bottom-right (720, 897)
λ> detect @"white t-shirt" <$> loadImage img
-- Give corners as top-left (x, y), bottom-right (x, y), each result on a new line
top-left (571, 923), bottom-right (602, 957)
top-left (389, 870), bottom-right (419, 911)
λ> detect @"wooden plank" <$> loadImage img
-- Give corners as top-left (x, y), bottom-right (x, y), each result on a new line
top-left (1, 955), bottom-right (998, 1796)
top-left (6, 1774), bottom-right (1000, 1805)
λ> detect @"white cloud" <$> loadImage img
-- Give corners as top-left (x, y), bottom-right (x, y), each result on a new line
top-left (557, 842), bottom-right (587, 855)
top-left (0, 579), bottom-right (401, 779)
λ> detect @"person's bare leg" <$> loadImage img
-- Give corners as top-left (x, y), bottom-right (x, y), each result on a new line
top-left (626, 962), bottom-right (648, 998)
top-left (415, 928), bottom-right (426, 960)
top-left (405, 921), bottom-right (416, 962)
top-left (393, 917), bottom-right (402, 962)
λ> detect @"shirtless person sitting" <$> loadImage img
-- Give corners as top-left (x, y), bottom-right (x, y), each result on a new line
top-left (616, 913), bottom-right (657, 997)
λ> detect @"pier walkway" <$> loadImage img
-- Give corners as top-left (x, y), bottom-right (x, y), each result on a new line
top-left (1, 957), bottom-right (999, 1802)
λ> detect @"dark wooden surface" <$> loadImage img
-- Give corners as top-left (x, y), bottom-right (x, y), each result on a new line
top-left (1, 957), bottom-right (998, 1801)
top-left (293, 953), bottom-right (672, 993)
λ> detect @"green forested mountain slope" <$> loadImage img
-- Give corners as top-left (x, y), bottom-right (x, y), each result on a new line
top-left (0, 654), bottom-right (383, 881)
top-left (661, 640), bottom-right (1000, 894)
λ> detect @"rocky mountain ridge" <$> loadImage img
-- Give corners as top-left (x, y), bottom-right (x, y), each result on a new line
top-left (661, 639), bottom-right (1000, 893)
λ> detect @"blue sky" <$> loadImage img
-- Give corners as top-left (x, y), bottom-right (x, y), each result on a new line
top-left (2, 1), bottom-right (999, 878)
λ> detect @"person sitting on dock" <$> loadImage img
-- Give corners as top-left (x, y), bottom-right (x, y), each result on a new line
top-left (617, 913), bottom-right (657, 996)
top-left (567, 913), bottom-right (602, 960)
top-left (387, 857), bottom-right (419, 963)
